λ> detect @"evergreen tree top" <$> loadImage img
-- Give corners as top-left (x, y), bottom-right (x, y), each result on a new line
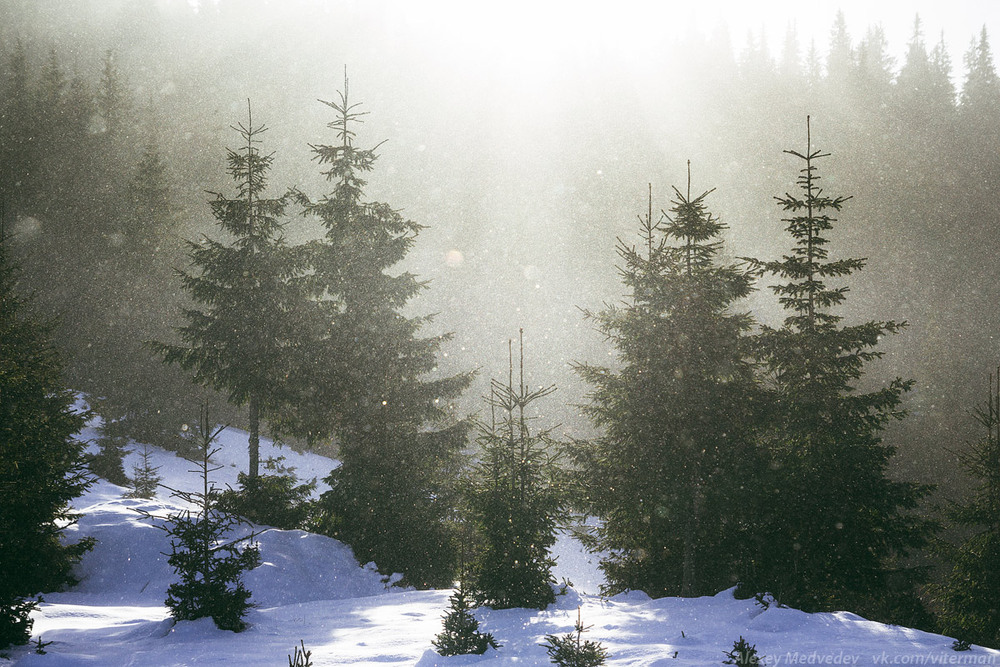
top-left (309, 70), bottom-right (384, 209)
top-left (961, 26), bottom-right (1000, 111)
top-left (663, 161), bottom-right (724, 275)
top-left (611, 171), bottom-right (752, 321)
top-left (210, 100), bottom-right (287, 245)
top-left (746, 116), bottom-right (860, 331)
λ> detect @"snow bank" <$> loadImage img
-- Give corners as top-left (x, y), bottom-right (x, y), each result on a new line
top-left (4, 427), bottom-right (997, 665)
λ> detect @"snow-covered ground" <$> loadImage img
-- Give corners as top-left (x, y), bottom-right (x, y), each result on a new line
top-left (3, 420), bottom-right (998, 665)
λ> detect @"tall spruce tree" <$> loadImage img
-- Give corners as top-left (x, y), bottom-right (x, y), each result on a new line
top-left (574, 172), bottom-right (758, 598)
top-left (301, 73), bottom-right (472, 588)
top-left (960, 27), bottom-right (1000, 115)
top-left (937, 368), bottom-right (1000, 648)
top-left (152, 102), bottom-right (298, 479)
top-left (740, 118), bottom-right (933, 621)
top-left (0, 235), bottom-right (93, 648)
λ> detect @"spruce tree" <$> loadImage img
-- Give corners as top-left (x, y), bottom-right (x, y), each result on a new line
top-left (541, 608), bottom-right (609, 667)
top-left (740, 118), bottom-right (932, 620)
top-left (152, 102), bottom-right (299, 479)
top-left (960, 27), bottom-right (1000, 117)
top-left (99, 140), bottom-right (208, 450)
top-left (138, 409), bottom-right (260, 632)
top-left (216, 457), bottom-right (315, 530)
top-left (432, 581), bottom-right (500, 656)
top-left (0, 238), bottom-right (93, 647)
top-left (300, 73), bottom-right (472, 588)
top-left (90, 411), bottom-right (131, 486)
top-left (574, 173), bottom-right (758, 598)
top-left (937, 368), bottom-right (1000, 648)
top-left (96, 49), bottom-right (130, 140)
top-left (126, 445), bottom-right (162, 500)
top-left (466, 331), bottom-right (562, 610)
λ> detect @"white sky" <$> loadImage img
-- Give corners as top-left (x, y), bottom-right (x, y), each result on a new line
top-left (381, 0), bottom-right (1000, 82)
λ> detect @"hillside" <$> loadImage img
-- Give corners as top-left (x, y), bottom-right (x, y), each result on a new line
top-left (3, 419), bottom-right (997, 665)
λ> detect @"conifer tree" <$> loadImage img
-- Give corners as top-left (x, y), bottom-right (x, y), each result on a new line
top-left (433, 580), bottom-right (499, 656)
top-left (741, 118), bottom-right (933, 620)
top-left (541, 608), bottom-right (608, 667)
top-left (0, 237), bottom-right (93, 647)
top-left (467, 331), bottom-right (562, 610)
top-left (960, 27), bottom-right (1000, 116)
top-left (929, 33), bottom-right (957, 112)
top-left (126, 445), bottom-right (162, 500)
top-left (574, 172), bottom-right (758, 598)
top-left (937, 368), bottom-right (1000, 648)
top-left (152, 102), bottom-right (299, 479)
top-left (300, 73), bottom-right (472, 588)
top-left (90, 412), bottom-right (131, 486)
top-left (826, 11), bottom-right (854, 85)
top-left (893, 19), bottom-right (956, 125)
top-left (138, 409), bottom-right (260, 632)
top-left (895, 17), bottom-right (932, 117)
top-left (97, 140), bottom-right (207, 450)
top-left (854, 25), bottom-right (894, 105)
top-left (96, 49), bottom-right (130, 140)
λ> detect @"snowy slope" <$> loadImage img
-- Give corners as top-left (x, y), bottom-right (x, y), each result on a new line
top-left (3, 421), bottom-right (998, 665)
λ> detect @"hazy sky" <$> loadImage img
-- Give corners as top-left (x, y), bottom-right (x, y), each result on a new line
top-left (369, 0), bottom-right (1000, 87)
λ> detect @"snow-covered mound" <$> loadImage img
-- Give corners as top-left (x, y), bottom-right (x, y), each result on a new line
top-left (59, 491), bottom-right (391, 608)
top-left (3, 422), bottom-right (998, 665)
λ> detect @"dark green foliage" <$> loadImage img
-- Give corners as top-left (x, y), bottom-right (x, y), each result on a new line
top-left (0, 43), bottom-right (206, 454)
top-left (301, 74), bottom-right (472, 588)
top-left (126, 445), bottom-right (162, 499)
top-left (936, 369), bottom-right (1000, 649)
top-left (288, 640), bottom-right (313, 666)
top-left (432, 581), bottom-right (499, 656)
top-left (151, 103), bottom-right (300, 480)
top-left (0, 598), bottom-right (36, 650)
top-left (216, 457), bottom-right (315, 530)
top-left (541, 608), bottom-right (608, 667)
top-left (739, 118), bottom-right (933, 619)
top-left (90, 412), bottom-right (131, 486)
top-left (316, 437), bottom-right (467, 588)
top-left (0, 251), bottom-right (93, 648)
top-left (574, 176), bottom-right (758, 598)
top-left (723, 636), bottom-right (763, 666)
top-left (140, 410), bottom-right (260, 632)
top-left (466, 332), bottom-right (562, 610)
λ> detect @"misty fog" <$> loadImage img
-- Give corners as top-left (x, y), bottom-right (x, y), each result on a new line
top-left (3, 0), bottom-right (1000, 498)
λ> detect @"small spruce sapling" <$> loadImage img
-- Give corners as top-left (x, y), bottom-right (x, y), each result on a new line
top-left (432, 580), bottom-right (500, 656)
top-left (541, 608), bottom-right (609, 667)
top-left (32, 635), bottom-right (52, 655)
top-left (125, 445), bottom-right (161, 499)
top-left (136, 408), bottom-right (261, 631)
top-left (723, 636), bottom-right (763, 666)
top-left (288, 640), bottom-right (313, 666)
top-left (466, 330), bottom-right (563, 610)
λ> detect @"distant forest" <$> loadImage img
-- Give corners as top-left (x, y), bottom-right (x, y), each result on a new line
top-left (2, 0), bottom-right (1000, 502)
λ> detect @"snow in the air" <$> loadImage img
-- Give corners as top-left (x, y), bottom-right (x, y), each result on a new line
top-left (3, 417), bottom-right (998, 666)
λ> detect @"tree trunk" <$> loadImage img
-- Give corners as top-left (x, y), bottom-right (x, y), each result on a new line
top-left (681, 479), bottom-right (701, 597)
top-left (248, 395), bottom-right (260, 480)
